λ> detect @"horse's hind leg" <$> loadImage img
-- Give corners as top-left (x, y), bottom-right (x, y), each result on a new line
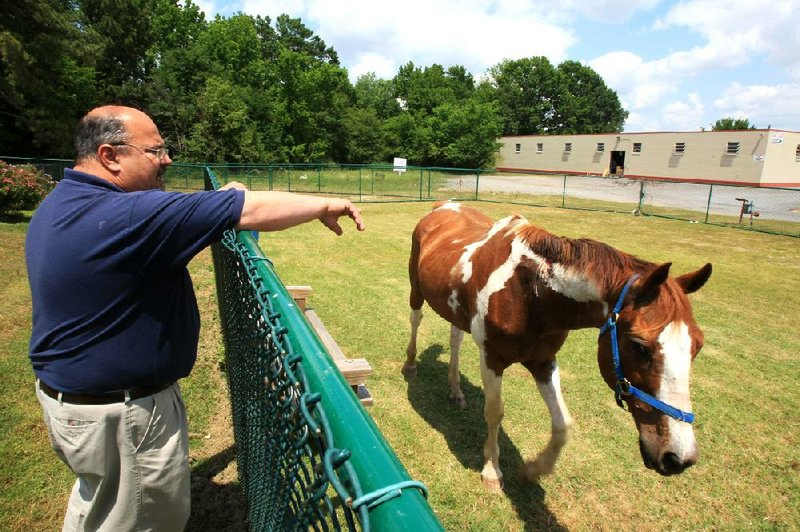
top-left (523, 356), bottom-right (573, 480)
top-left (448, 325), bottom-right (466, 408)
top-left (479, 351), bottom-right (505, 493)
top-left (403, 307), bottom-right (423, 378)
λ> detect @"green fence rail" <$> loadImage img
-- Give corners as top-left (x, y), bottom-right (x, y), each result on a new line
top-left (205, 167), bottom-right (442, 531)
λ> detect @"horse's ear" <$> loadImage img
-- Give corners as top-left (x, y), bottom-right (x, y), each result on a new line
top-left (635, 263), bottom-right (671, 305)
top-left (676, 263), bottom-right (712, 294)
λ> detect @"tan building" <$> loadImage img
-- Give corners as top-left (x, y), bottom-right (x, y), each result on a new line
top-left (497, 130), bottom-right (800, 188)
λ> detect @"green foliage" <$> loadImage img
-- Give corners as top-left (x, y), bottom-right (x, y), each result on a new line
top-left (0, 162), bottom-right (54, 213)
top-left (0, 3), bottom-right (627, 166)
top-left (557, 60), bottom-right (628, 133)
top-left (489, 56), bottom-right (627, 135)
top-left (712, 117), bottom-right (756, 130)
top-left (427, 100), bottom-right (503, 168)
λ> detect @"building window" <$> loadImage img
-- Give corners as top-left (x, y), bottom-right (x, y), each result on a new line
top-left (795, 144), bottom-right (800, 161)
top-left (633, 142), bottom-right (642, 154)
top-left (596, 142), bottom-right (605, 152)
top-left (674, 142), bottom-right (686, 154)
top-left (564, 142), bottom-right (572, 152)
top-left (726, 142), bottom-right (740, 154)
top-left (515, 143), bottom-right (521, 154)
top-left (536, 143), bottom-right (543, 153)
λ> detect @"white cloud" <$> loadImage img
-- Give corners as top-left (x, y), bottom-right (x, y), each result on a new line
top-left (307, 0), bottom-right (576, 80)
top-left (589, 51), bottom-right (682, 110)
top-left (714, 81), bottom-right (800, 129)
top-left (661, 93), bottom-right (706, 131)
top-left (654, 0), bottom-right (800, 78)
top-left (348, 52), bottom-right (397, 81)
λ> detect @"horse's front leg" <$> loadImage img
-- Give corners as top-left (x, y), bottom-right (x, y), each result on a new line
top-left (524, 361), bottom-right (573, 480)
top-left (479, 350), bottom-right (504, 492)
top-left (448, 325), bottom-right (466, 408)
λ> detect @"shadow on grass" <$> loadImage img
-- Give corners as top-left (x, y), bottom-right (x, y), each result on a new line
top-left (187, 446), bottom-right (247, 532)
top-left (406, 344), bottom-right (565, 532)
top-left (0, 211), bottom-right (32, 223)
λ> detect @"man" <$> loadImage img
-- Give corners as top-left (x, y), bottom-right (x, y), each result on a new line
top-left (25, 105), bottom-right (364, 531)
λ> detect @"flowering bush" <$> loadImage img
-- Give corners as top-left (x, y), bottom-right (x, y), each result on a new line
top-left (0, 161), bottom-right (55, 213)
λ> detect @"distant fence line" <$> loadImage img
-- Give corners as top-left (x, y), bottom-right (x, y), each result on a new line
top-left (3, 157), bottom-right (798, 237)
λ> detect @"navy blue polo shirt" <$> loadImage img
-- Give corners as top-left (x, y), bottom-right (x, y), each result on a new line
top-left (26, 169), bottom-right (245, 393)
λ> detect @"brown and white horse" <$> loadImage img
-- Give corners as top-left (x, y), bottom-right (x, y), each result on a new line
top-left (403, 202), bottom-right (711, 491)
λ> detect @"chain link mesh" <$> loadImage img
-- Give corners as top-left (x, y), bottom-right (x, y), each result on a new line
top-left (205, 168), bottom-right (440, 532)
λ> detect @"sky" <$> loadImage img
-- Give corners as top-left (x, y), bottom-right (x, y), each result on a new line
top-left (194, 0), bottom-right (800, 133)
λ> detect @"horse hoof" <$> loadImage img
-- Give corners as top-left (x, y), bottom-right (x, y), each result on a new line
top-left (401, 364), bottom-right (417, 379)
top-left (450, 395), bottom-right (467, 409)
top-left (482, 475), bottom-right (504, 493)
top-left (523, 460), bottom-right (552, 481)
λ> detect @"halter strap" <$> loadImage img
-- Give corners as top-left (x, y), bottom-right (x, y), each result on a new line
top-left (599, 274), bottom-right (695, 424)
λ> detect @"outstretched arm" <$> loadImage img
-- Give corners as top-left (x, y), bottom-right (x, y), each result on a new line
top-left (230, 188), bottom-right (365, 234)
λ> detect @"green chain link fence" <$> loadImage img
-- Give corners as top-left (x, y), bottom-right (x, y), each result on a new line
top-left (6, 157), bottom-right (797, 237)
top-left (167, 163), bottom-right (799, 237)
top-left (205, 167), bottom-right (442, 531)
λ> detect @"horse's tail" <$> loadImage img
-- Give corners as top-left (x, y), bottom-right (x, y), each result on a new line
top-left (408, 226), bottom-right (424, 311)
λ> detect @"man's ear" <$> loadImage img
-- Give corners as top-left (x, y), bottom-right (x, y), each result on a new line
top-left (97, 144), bottom-right (122, 172)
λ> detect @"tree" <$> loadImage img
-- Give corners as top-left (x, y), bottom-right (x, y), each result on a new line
top-left (394, 62), bottom-right (473, 115)
top-left (353, 73), bottom-right (401, 120)
top-left (488, 57), bottom-right (567, 135)
top-left (712, 117), bottom-right (755, 130)
top-left (79, 0), bottom-right (159, 104)
top-left (557, 60), bottom-right (627, 133)
top-left (341, 107), bottom-right (385, 163)
top-left (427, 99), bottom-right (503, 168)
top-left (0, 0), bottom-right (102, 156)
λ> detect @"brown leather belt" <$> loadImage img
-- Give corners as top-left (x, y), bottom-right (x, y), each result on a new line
top-left (38, 380), bottom-right (172, 405)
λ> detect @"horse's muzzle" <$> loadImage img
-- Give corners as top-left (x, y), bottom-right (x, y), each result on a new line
top-left (639, 439), bottom-right (697, 476)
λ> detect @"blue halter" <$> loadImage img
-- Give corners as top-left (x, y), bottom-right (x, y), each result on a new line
top-left (599, 274), bottom-right (695, 424)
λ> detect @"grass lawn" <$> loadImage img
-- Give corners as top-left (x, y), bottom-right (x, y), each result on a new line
top-left (2, 199), bottom-right (799, 530)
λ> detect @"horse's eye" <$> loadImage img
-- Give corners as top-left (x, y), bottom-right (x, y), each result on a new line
top-left (632, 341), bottom-right (651, 360)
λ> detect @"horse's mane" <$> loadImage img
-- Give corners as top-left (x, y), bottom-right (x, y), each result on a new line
top-left (517, 223), bottom-right (658, 294)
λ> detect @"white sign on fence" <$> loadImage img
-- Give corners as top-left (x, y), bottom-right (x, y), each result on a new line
top-left (393, 157), bottom-right (407, 174)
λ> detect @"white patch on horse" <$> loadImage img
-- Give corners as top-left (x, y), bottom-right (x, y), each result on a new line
top-left (547, 263), bottom-right (602, 302)
top-left (436, 202), bottom-right (461, 212)
top-left (474, 236), bottom-right (534, 319)
top-left (458, 216), bottom-right (515, 283)
top-left (657, 321), bottom-right (697, 459)
top-left (514, 240), bottom-right (602, 303)
top-left (448, 289), bottom-right (459, 313)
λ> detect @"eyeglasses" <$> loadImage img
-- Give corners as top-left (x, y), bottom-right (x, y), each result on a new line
top-left (111, 143), bottom-right (173, 160)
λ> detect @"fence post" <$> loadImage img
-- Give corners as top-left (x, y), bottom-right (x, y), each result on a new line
top-left (427, 169), bottom-right (432, 199)
top-left (359, 167), bottom-right (363, 202)
top-left (705, 184), bottom-right (713, 224)
top-left (475, 171), bottom-right (480, 200)
top-left (561, 175), bottom-right (567, 208)
top-left (419, 168), bottom-right (423, 201)
top-left (317, 166), bottom-right (322, 192)
top-left (637, 180), bottom-right (645, 214)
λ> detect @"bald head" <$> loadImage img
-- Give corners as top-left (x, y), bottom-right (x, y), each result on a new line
top-left (74, 106), bottom-right (157, 164)
top-left (73, 106), bottom-right (170, 191)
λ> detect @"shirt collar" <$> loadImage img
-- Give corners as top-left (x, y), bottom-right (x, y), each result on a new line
top-left (64, 168), bottom-right (126, 192)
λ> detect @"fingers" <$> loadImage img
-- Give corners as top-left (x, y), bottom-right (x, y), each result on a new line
top-left (347, 203), bottom-right (365, 231)
top-left (323, 200), bottom-right (364, 235)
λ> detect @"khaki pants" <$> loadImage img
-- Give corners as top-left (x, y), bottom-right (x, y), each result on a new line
top-left (36, 382), bottom-right (190, 531)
